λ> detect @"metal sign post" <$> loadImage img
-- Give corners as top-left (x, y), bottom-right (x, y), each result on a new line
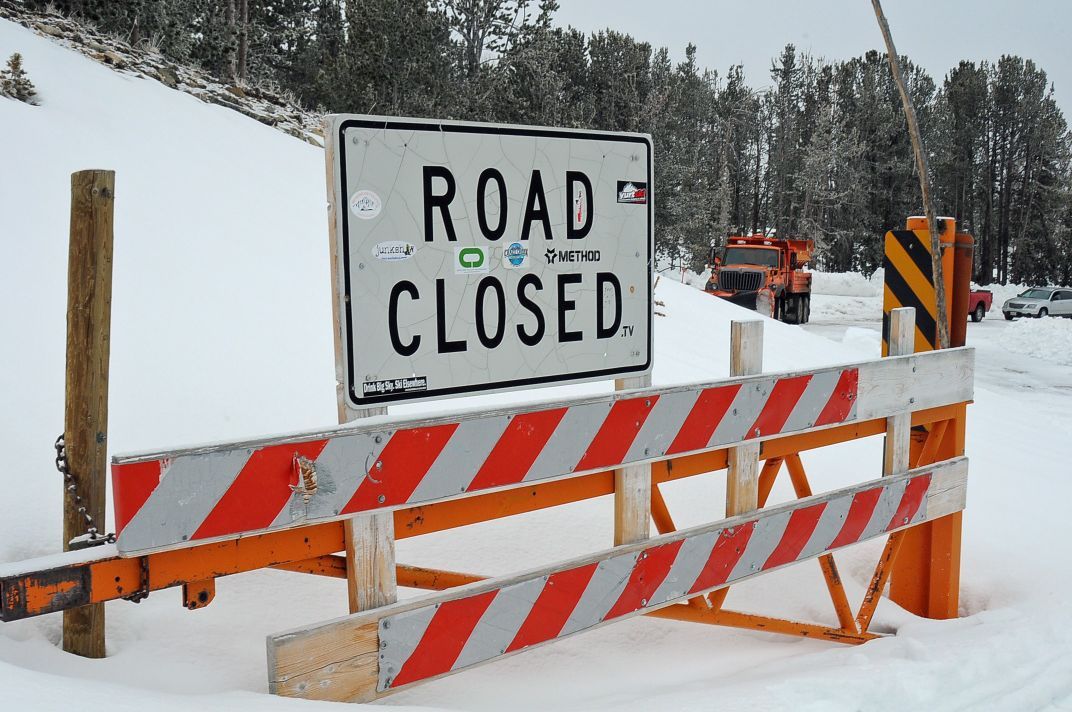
top-left (325, 115), bottom-right (653, 411)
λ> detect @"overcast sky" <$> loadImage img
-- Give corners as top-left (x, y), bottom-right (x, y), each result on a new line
top-left (555, 1), bottom-right (1071, 113)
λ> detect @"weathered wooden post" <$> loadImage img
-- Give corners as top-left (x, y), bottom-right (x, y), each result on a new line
top-left (614, 375), bottom-right (652, 546)
top-left (62, 169), bottom-right (115, 658)
top-left (883, 307), bottom-right (914, 476)
top-left (726, 320), bottom-right (763, 516)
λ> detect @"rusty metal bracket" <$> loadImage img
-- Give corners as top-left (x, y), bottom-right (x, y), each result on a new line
top-left (123, 556), bottom-right (150, 603)
top-left (182, 578), bottom-right (216, 610)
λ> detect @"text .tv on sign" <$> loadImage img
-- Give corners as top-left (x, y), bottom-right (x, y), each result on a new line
top-left (328, 115), bottom-right (653, 407)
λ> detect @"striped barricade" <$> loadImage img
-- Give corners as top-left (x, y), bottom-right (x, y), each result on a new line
top-left (111, 347), bottom-right (973, 556)
top-left (268, 457), bottom-right (967, 702)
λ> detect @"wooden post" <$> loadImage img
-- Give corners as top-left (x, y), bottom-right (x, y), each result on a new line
top-left (344, 506), bottom-right (397, 612)
top-left (324, 121), bottom-right (397, 613)
top-left (613, 375), bottom-right (652, 546)
top-left (62, 169), bottom-right (115, 658)
top-left (883, 307), bottom-right (914, 476)
top-left (337, 399), bottom-right (396, 614)
top-left (726, 320), bottom-right (762, 516)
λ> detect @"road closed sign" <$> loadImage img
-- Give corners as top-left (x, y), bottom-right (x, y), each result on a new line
top-left (326, 115), bottom-right (653, 407)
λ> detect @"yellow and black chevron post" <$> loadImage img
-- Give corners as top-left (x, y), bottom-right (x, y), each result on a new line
top-left (884, 216), bottom-right (973, 622)
top-left (882, 216), bottom-right (956, 355)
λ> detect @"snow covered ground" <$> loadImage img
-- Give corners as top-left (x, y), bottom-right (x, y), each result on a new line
top-left (2, 17), bottom-right (1072, 711)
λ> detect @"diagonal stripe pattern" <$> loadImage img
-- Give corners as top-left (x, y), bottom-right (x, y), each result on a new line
top-left (377, 472), bottom-right (935, 692)
top-left (113, 367), bottom-right (859, 555)
top-left (883, 229), bottom-right (939, 352)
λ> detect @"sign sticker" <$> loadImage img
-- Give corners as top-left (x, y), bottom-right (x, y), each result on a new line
top-left (362, 376), bottom-right (428, 396)
top-left (617, 181), bottom-right (647, 204)
top-left (350, 189), bottom-right (382, 219)
top-left (502, 242), bottom-right (529, 269)
top-left (372, 241), bottom-right (416, 262)
top-left (455, 246), bottom-right (490, 274)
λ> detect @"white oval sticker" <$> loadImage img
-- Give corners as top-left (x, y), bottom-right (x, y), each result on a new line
top-left (371, 241), bottom-right (416, 262)
top-left (350, 190), bottom-right (382, 219)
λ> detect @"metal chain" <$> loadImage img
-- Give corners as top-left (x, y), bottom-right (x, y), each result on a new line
top-left (55, 434), bottom-right (116, 548)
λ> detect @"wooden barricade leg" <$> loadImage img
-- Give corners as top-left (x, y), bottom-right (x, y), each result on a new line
top-left (710, 320), bottom-right (763, 613)
top-left (726, 320), bottom-right (763, 516)
top-left (63, 169), bottom-right (115, 658)
top-left (858, 307), bottom-right (915, 630)
top-left (884, 308), bottom-right (915, 477)
top-left (614, 375), bottom-right (652, 546)
top-left (335, 356), bottom-right (396, 614)
top-left (345, 512), bottom-right (397, 612)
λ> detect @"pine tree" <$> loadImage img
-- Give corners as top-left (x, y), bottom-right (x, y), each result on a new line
top-left (1, 53), bottom-right (38, 105)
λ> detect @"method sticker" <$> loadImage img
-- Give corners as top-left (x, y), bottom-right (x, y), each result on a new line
top-left (350, 189), bottom-right (382, 219)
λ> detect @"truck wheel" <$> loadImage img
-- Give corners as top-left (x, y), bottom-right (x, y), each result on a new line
top-left (796, 297), bottom-right (806, 324)
top-left (971, 304), bottom-right (985, 323)
top-left (803, 296), bottom-right (811, 324)
top-left (782, 297), bottom-right (796, 324)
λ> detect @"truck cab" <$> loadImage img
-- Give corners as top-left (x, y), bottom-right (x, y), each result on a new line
top-left (705, 235), bottom-right (814, 324)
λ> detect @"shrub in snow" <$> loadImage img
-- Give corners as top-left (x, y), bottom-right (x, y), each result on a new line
top-left (1, 53), bottom-right (38, 105)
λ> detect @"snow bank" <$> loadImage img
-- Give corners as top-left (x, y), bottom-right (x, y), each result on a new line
top-left (810, 269), bottom-right (883, 297)
top-left (998, 317), bottom-right (1072, 366)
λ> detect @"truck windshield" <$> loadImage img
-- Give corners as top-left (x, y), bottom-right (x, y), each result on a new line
top-left (1019, 289), bottom-right (1053, 300)
top-left (723, 247), bottom-right (779, 267)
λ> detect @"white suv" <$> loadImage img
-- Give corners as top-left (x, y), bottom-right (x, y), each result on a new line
top-left (1002, 288), bottom-right (1072, 319)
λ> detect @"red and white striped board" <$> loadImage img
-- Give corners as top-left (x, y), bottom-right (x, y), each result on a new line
top-left (268, 456), bottom-right (968, 702)
top-left (112, 348), bottom-right (973, 556)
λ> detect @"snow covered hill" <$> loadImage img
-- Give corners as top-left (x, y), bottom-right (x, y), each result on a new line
top-left (2, 16), bottom-right (1071, 711)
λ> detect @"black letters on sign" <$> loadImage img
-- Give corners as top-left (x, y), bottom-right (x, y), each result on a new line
top-left (435, 279), bottom-right (466, 353)
top-left (521, 170), bottom-right (553, 241)
top-left (557, 273), bottom-right (583, 343)
top-left (475, 276), bottom-right (506, 348)
top-left (423, 165), bottom-right (458, 242)
top-left (596, 272), bottom-right (623, 338)
top-left (388, 281), bottom-right (420, 356)
top-left (566, 171), bottom-right (593, 240)
top-left (516, 273), bottom-right (545, 346)
top-left (476, 168), bottom-right (508, 241)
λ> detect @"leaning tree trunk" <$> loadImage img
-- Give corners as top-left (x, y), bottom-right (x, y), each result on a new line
top-left (871, 0), bottom-right (950, 349)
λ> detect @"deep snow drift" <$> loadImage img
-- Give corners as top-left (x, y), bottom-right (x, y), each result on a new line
top-left (2, 17), bottom-right (1071, 711)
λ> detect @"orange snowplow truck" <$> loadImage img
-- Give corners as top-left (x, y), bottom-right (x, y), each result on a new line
top-left (705, 235), bottom-right (814, 324)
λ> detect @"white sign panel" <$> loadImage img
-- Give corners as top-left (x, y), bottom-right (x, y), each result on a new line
top-left (327, 115), bottom-right (653, 407)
